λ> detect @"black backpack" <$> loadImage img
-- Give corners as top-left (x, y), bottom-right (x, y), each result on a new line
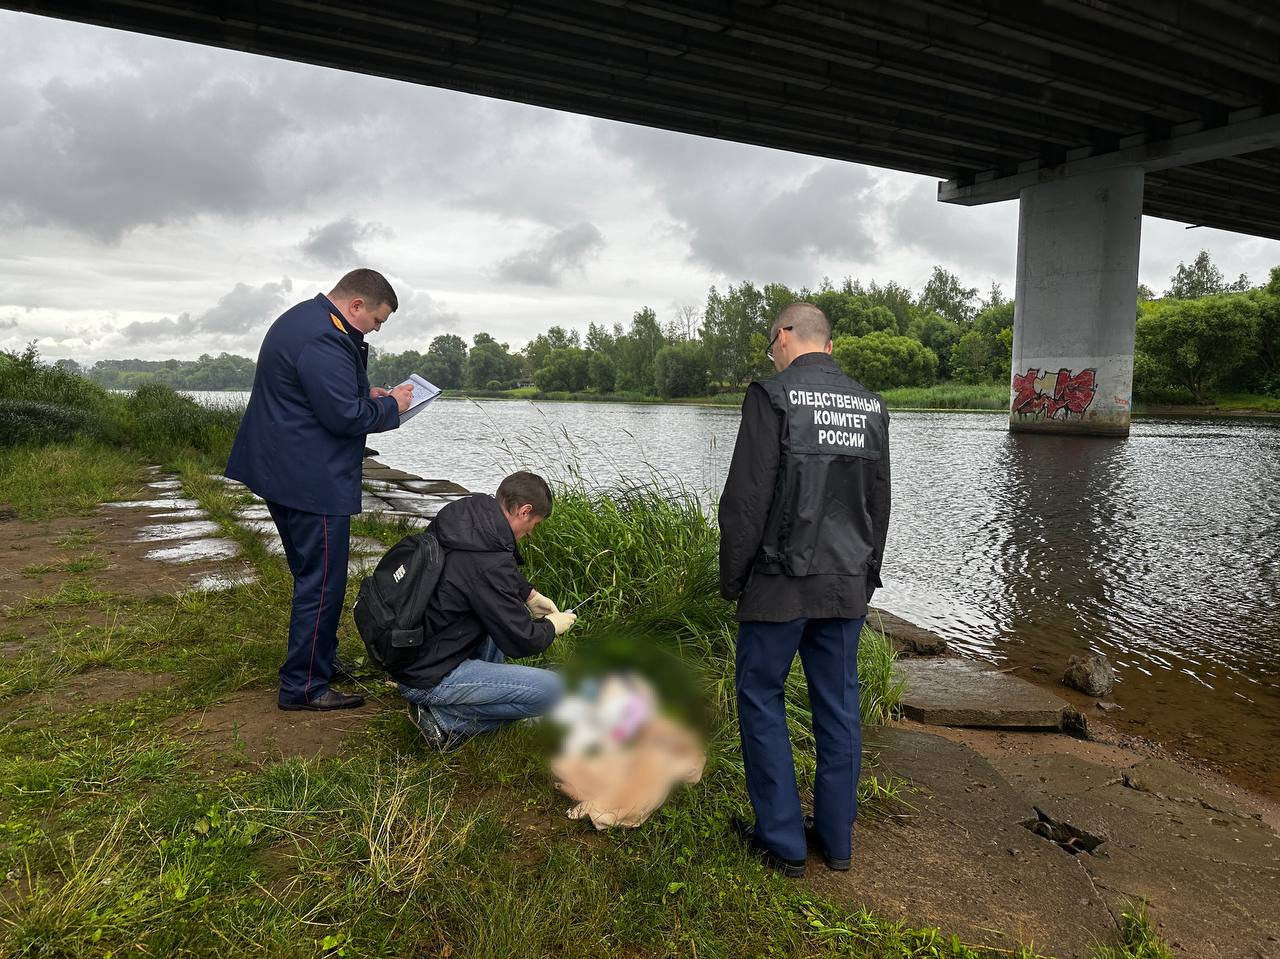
top-left (353, 529), bottom-right (445, 675)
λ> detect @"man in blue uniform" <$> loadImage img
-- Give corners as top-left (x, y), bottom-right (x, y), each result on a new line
top-left (719, 302), bottom-right (891, 878)
top-left (227, 269), bottom-right (413, 711)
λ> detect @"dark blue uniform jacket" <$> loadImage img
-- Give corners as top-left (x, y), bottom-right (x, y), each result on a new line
top-left (226, 293), bottom-right (400, 515)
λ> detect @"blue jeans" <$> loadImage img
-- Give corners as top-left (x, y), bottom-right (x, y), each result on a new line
top-left (399, 638), bottom-right (564, 739)
top-left (736, 617), bottom-right (864, 863)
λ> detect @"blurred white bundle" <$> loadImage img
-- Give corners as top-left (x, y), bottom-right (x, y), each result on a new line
top-left (550, 672), bottom-right (705, 829)
top-left (550, 673), bottom-right (655, 756)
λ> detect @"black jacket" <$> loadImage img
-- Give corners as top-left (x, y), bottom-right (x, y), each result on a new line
top-left (392, 493), bottom-right (555, 689)
top-left (719, 352), bottom-right (891, 622)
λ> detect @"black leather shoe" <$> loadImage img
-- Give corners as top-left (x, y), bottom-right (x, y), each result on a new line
top-left (803, 815), bottom-right (852, 871)
top-left (278, 689), bottom-right (365, 711)
top-left (730, 815), bottom-right (805, 878)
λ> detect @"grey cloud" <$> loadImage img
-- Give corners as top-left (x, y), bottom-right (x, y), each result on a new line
top-left (119, 277), bottom-right (292, 342)
top-left (494, 222), bottom-right (605, 286)
top-left (300, 217), bottom-right (388, 268)
top-left (885, 180), bottom-right (1016, 276)
top-left (0, 69), bottom-right (293, 242)
top-left (684, 163), bottom-right (879, 278)
top-left (596, 124), bottom-right (877, 282)
top-left (391, 283), bottom-right (459, 326)
top-left (0, 317), bottom-right (17, 330)
top-left (372, 282), bottom-right (462, 352)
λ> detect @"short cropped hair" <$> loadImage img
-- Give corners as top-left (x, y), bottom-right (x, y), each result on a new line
top-left (331, 269), bottom-right (398, 312)
top-left (497, 470), bottom-right (554, 518)
top-left (771, 301), bottom-right (831, 345)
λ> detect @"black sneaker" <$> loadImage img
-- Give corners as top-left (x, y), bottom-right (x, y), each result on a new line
top-left (406, 702), bottom-right (466, 752)
top-left (803, 815), bottom-right (852, 871)
top-left (730, 815), bottom-right (805, 878)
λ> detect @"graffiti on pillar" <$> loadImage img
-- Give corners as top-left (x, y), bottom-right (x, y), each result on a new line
top-left (1012, 368), bottom-right (1097, 420)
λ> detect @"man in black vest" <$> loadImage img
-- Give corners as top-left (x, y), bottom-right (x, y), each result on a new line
top-left (719, 302), bottom-right (891, 878)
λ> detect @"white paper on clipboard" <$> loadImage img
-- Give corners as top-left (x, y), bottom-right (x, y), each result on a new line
top-left (395, 373), bottom-right (441, 422)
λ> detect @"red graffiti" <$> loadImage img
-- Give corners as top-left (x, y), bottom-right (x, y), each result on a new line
top-left (1012, 368), bottom-right (1097, 419)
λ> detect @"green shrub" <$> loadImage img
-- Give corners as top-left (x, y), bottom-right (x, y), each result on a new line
top-left (0, 399), bottom-right (116, 447)
top-left (833, 332), bottom-right (939, 390)
top-left (123, 384), bottom-right (242, 462)
top-left (0, 346), bottom-right (109, 411)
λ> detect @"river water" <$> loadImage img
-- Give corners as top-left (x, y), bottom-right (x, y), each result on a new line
top-left (196, 392), bottom-right (1280, 795)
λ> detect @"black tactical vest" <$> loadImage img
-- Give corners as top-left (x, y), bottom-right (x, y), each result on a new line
top-left (754, 355), bottom-right (889, 579)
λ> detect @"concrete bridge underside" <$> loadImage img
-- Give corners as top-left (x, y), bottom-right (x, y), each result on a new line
top-left (6, 0), bottom-right (1280, 434)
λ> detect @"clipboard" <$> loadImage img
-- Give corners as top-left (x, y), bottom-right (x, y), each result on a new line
top-left (395, 373), bottom-right (441, 422)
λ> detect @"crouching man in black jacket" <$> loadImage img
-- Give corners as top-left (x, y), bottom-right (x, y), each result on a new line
top-left (720, 303), bottom-right (891, 878)
top-left (396, 471), bottom-right (577, 750)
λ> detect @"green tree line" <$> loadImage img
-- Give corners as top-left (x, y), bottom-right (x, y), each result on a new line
top-left (78, 353), bottom-right (257, 391)
top-left (62, 251), bottom-right (1280, 404)
top-left (362, 265), bottom-right (1020, 399)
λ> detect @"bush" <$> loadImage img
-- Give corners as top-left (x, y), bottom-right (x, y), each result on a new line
top-left (0, 349), bottom-right (243, 460)
top-left (832, 332), bottom-right (938, 390)
top-left (532, 347), bottom-right (591, 393)
top-left (0, 345), bottom-right (109, 411)
top-left (1136, 295), bottom-right (1259, 403)
top-left (0, 399), bottom-right (115, 447)
top-left (123, 384), bottom-right (242, 461)
top-left (653, 342), bottom-right (710, 398)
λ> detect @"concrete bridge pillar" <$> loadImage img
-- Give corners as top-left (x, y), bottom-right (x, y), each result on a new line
top-left (1009, 167), bottom-right (1143, 436)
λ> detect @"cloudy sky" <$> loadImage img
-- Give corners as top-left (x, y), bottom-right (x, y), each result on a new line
top-left (2, 10), bottom-right (1278, 366)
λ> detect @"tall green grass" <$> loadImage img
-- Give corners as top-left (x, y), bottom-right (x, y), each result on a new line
top-left (521, 482), bottom-right (904, 732)
top-left (882, 381), bottom-right (1009, 410)
top-left (119, 383), bottom-right (242, 462)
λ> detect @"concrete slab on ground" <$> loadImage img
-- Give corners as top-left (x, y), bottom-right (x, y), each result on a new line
top-left (809, 727), bottom-right (1116, 957)
top-left (867, 607), bottom-right (948, 656)
top-left (989, 751), bottom-right (1280, 958)
top-left (896, 657), bottom-right (1069, 730)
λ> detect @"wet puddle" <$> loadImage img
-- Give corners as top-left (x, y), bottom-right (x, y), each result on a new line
top-left (187, 571), bottom-right (259, 592)
top-left (145, 539), bottom-right (241, 563)
top-left (106, 498), bottom-right (201, 510)
top-left (150, 509), bottom-right (209, 520)
top-left (135, 521), bottom-right (221, 542)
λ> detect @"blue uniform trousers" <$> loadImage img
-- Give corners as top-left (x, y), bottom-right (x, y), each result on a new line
top-left (735, 616), bottom-right (864, 862)
top-left (267, 501), bottom-right (350, 704)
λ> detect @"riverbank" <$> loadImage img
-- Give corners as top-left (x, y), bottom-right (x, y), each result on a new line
top-left (442, 384), bottom-right (1280, 418)
top-left (867, 616), bottom-right (1280, 956)
top-left (442, 381), bottom-right (1010, 411)
top-left (0, 441), bottom-right (1192, 958)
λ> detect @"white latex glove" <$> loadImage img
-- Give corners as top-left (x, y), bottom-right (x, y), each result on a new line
top-left (526, 590), bottom-right (560, 617)
top-left (546, 611), bottom-right (578, 636)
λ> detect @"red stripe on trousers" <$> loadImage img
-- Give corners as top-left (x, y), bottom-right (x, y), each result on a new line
top-left (304, 516), bottom-right (328, 699)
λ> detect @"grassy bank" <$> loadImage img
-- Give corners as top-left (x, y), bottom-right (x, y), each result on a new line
top-left (0, 352), bottom-right (1171, 957)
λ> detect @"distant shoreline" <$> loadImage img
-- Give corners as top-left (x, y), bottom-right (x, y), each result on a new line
top-left (177, 386), bottom-right (1280, 419)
